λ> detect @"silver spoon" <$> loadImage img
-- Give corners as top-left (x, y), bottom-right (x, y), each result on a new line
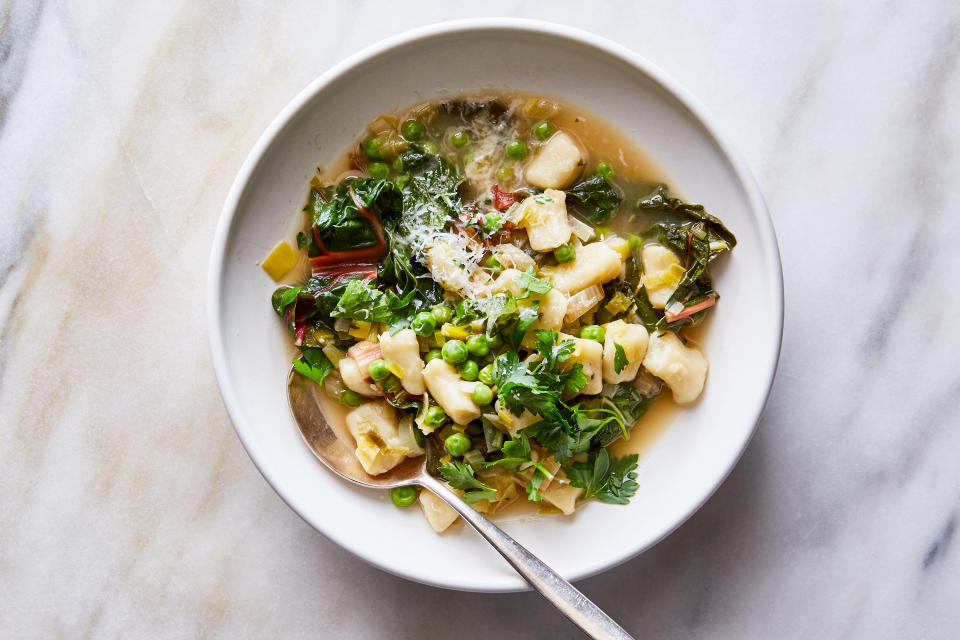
top-left (288, 370), bottom-right (635, 640)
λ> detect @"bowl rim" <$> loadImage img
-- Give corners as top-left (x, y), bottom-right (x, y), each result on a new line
top-left (207, 17), bottom-right (784, 592)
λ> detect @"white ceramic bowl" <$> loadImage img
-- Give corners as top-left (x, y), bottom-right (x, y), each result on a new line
top-left (208, 19), bottom-right (783, 592)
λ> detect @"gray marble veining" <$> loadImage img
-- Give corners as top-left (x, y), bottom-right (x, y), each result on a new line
top-left (1, 1), bottom-right (958, 638)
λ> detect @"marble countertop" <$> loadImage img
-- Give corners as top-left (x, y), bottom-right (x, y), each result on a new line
top-left (2, 2), bottom-right (958, 638)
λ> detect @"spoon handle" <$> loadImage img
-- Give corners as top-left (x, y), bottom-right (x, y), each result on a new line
top-left (419, 474), bottom-right (635, 640)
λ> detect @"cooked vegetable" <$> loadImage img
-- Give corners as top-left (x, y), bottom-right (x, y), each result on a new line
top-left (270, 93), bottom-right (736, 529)
top-left (262, 240), bottom-right (298, 281)
top-left (391, 486), bottom-right (418, 507)
top-left (441, 340), bottom-right (468, 364)
top-left (444, 432), bottom-right (471, 457)
top-left (533, 120), bottom-right (555, 140)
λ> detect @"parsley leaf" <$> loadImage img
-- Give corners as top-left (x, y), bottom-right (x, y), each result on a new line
top-left (534, 330), bottom-right (588, 394)
top-left (292, 346), bottom-right (334, 386)
top-left (563, 449), bottom-right (639, 505)
top-left (514, 266), bottom-right (553, 296)
top-left (613, 342), bottom-right (628, 374)
top-left (438, 461), bottom-right (497, 504)
top-left (481, 433), bottom-right (555, 501)
top-left (521, 420), bottom-right (577, 464)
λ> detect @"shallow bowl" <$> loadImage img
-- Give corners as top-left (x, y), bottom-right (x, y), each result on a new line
top-left (207, 18), bottom-right (783, 592)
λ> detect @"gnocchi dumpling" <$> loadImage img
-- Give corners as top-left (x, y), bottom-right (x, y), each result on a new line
top-left (549, 242), bottom-right (622, 294)
top-left (338, 357), bottom-right (380, 397)
top-left (642, 331), bottom-right (708, 404)
top-left (378, 329), bottom-right (425, 395)
top-left (419, 489), bottom-right (459, 533)
top-left (641, 244), bottom-right (685, 309)
top-left (422, 359), bottom-right (483, 425)
top-left (345, 401), bottom-right (407, 475)
top-left (524, 132), bottom-right (585, 190)
top-left (517, 190), bottom-right (572, 252)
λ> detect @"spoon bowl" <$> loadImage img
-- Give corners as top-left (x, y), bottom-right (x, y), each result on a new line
top-left (287, 368), bottom-right (635, 640)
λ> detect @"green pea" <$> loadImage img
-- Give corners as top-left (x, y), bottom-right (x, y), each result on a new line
top-left (532, 120), bottom-right (555, 140)
top-left (431, 305), bottom-right (454, 325)
top-left (411, 311), bottom-right (437, 337)
top-left (466, 335), bottom-right (490, 357)
top-left (442, 340), bottom-right (468, 364)
top-left (496, 166), bottom-right (514, 183)
top-left (458, 360), bottom-right (479, 381)
top-left (450, 130), bottom-right (469, 149)
top-left (629, 235), bottom-right (643, 251)
top-left (422, 140), bottom-right (438, 154)
top-left (487, 333), bottom-right (503, 349)
top-left (401, 119), bottom-right (426, 142)
top-left (424, 405), bottom-right (447, 428)
top-left (425, 348), bottom-right (442, 363)
top-left (368, 161), bottom-right (389, 180)
top-left (391, 485), bottom-right (418, 507)
top-left (478, 364), bottom-right (495, 387)
top-left (597, 161), bottom-right (615, 179)
top-left (505, 140), bottom-right (528, 160)
top-left (471, 383), bottom-right (493, 406)
top-left (485, 254), bottom-right (503, 275)
top-left (580, 325), bottom-right (605, 343)
top-left (444, 432), bottom-right (471, 457)
top-left (362, 136), bottom-right (383, 160)
top-left (368, 359), bottom-right (390, 381)
top-left (340, 389), bottom-right (365, 407)
top-left (554, 243), bottom-right (576, 263)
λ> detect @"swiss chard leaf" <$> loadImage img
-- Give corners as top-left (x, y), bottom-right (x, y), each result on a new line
top-left (308, 179), bottom-right (400, 252)
top-left (637, 184), bottom-right (737, 248)
top-left (563, 449), bottom-right (639, 505)
top-left (438, 461), bottom-right (497, 504)
top-left (594, 382), bottom-right (660, 447)
top-left (330, 279), bottom-right (392, 323)
top-left (566, 175), bottom-right (622, 224)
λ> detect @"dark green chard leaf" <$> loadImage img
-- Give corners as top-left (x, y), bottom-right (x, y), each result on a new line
top-left (637, 184), bottom-right (737, 248)
top-left (308, 179), bottom-right (401, 252)
top-left (638, 185), bottom-right (736, 330)
top-left (566, 174), bottom-right (622, 224)
top-left (330, 279), bottom-right (393, 323)
top-left (564, 449), bottom-right (639, 505)
top-left (292, 346), bottom-right (334, 386)
top-left (438, 461), bottom-right (497, 504)
top-left (593, 382), bottom-right (660, 447)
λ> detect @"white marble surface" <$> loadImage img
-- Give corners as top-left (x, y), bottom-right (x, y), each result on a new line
top-left (2, 2), bottom-right (958, 637)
